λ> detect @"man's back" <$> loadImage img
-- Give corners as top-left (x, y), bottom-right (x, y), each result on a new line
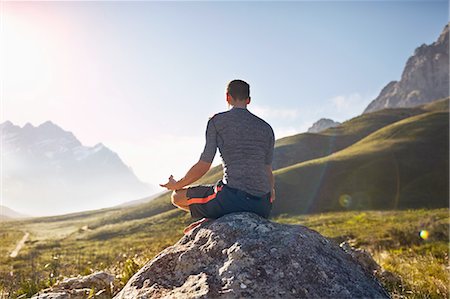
top-left (200, 106), bottom-right (275, 197)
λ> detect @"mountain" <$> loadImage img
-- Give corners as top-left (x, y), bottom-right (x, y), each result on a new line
top-left (0, 205), bottom-right (29, 220)
top-left (0, 120), bottom-right (153, 216)
top-left (307, 118), bottom-right (341, 133)
top-left (364, 23), bottom-right (449, 113)
top-left (271, 106), bottom-right (424, 170)
top-left (273, 100), bottom-right (449, 215)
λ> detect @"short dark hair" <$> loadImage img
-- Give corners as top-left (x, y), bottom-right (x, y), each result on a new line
top-left (227, 79), bottom-right (250, 101)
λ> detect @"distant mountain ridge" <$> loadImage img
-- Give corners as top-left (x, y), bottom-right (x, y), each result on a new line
top-left (307, 118), bottom-right (341, 133)
top-left (0, 205), bottom-right (28, 220)
top-left (1, 120), bottom-right (153, 216)
top-left (364, 23), bottom-right (449, 113)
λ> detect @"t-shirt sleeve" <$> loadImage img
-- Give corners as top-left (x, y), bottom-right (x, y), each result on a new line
top-left (265, 126), bottom-right (275, 165)
top-left (199, 117), bottom-right (218, 163)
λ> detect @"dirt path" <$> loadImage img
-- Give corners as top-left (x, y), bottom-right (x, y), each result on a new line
top-left (10, 232), bottom-right (29, 258)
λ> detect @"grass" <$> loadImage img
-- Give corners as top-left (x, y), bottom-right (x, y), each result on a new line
top-left (274, 209), bottom-right (449, 299)
top-left (0, 209), bottom-right (189, 298)
top-left (272, 110), bottom-right (448, 215)
top-left (0, 209), bottom-right (448, 298)
top-left (272, 106), bottom-right (426, 170)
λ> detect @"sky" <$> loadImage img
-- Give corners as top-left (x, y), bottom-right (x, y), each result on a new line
top-left (1, 0), bottom-right (448, 202)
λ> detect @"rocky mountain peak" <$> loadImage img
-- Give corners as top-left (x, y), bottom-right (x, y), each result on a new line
top-left (364, 23), bottom-right (449, 113)
top-left (23, 122), bottom-right (34, 129)
top-left (0, 120), bottom-right (14, 128)
top-left (307, 118), bottom-right (341, 133)
top-left (38, 120), bottom-right (57, 128)
top-left (115, 212), bottom-right (389, 298)
top-left (437, 22), bottom-right (449, 45)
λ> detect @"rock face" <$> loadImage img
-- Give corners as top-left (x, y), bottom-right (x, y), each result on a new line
top-left (31, 271), bottom-right (115, 299)
top-left (115, 213), bottom-right (389, 299)
top-left (307, 118), bottom-right (341, 133)
top-left (364, 23), bottom-right (449, 113)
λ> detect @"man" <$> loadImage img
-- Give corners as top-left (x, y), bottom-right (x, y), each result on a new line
top-left (160, 79), bottom-right (275, 232)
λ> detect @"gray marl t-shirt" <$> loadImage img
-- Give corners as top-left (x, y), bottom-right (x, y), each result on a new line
top-left (199, 106), bottom-right (275, 197)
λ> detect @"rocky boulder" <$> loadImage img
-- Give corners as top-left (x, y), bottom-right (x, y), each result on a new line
top-left (114, 212), bottom-right (389, 298)
top-left (31, 271), bottom-right (115, 299)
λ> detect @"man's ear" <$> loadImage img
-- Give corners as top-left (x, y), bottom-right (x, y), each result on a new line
top-left (226, 92), bottom-right (232, 104)
top-left (247, 97), bottom-right (251, 105)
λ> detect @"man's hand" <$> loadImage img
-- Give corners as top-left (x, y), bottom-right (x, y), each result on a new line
top-left (270, 188), bottom-right (276, 202)
top-left (160, 160), bottom-right (211, 191)
top-left (159, 175), bottom-right (179, 191)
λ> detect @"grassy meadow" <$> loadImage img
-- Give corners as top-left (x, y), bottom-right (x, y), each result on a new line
top-left (0, 208), bottom-right (448, 298)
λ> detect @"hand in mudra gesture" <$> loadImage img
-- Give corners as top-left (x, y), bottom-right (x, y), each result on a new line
top-left (159, 175), bottom-right (179, 191)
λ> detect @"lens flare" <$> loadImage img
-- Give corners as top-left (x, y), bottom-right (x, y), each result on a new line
top-left (419, 230), bottom-right (429, 240)
top-left (338, 194), bottom-right (352, 208)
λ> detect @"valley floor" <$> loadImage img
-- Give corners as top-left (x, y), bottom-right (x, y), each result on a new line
top-left (0, 208), bottom-right (448, 298)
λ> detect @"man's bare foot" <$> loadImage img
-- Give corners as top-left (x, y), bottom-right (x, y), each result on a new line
top-left (183, 218), bottom-right (212, 234)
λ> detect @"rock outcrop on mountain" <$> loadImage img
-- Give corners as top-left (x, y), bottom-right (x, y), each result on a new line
top-left (115, 212), bottom-right (389, 299)
top-left (307, 118), bottom-right (341, 133)
top-left (0, 120), bottom-right (152, 216)
top-left (364, 23), bottom-right (449, 113)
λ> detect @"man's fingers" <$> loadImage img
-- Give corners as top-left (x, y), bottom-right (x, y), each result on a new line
top-left (160, 175), bottom-right (176, 189)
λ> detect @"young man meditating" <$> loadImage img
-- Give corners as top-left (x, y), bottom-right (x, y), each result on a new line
top-left (160, 79), bottom-right (275, 233)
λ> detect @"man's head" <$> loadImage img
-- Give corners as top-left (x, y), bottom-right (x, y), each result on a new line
top-left (226, 79), bottom-right (251, 107)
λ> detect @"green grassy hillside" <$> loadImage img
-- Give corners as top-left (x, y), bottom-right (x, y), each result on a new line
top-left (422, 97), bottom-right (449, 112)
top-left (273, 107), bottom-right (426, 169)
top-left (273, 110), bottom-right (449, 214)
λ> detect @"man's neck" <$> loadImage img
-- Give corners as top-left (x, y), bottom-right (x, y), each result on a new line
top-left (231, 104), bottom-right (247, 109)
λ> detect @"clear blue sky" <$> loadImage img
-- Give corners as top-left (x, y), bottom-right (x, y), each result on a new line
top-left (2, 1), bottom-right (448, 195)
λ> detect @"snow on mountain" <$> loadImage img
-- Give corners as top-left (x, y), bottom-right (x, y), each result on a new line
top-left (1, 120), bottom-right (153, 216)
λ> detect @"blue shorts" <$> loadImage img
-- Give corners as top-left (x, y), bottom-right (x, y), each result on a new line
top-left (186, 179), bottom-right (273, 219)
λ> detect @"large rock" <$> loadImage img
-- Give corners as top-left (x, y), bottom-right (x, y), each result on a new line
top-left (364, 23), bottom-right (449, 113)
top-left (115, 212), bottom-right (389, 298)
top-left (31, 271), bottom-right (115, 299)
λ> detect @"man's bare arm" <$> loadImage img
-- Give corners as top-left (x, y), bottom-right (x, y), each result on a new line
top-left (160, 160), bottom-right (212, 191)
top-left (266, 164), bottom-right (275, 201)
